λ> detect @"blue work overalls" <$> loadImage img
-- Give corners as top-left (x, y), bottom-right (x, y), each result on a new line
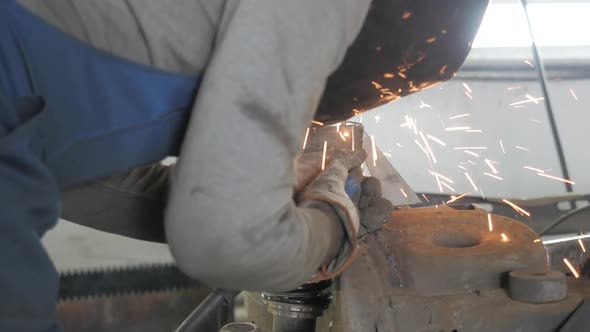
top-left (0, 2), bottom-right (200, 330)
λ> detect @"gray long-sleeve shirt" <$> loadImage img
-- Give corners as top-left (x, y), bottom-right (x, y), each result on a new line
top-left (19, 0), bottom-right (372, 291)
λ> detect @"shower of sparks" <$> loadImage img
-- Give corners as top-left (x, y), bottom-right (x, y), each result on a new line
top-left (501, 233), bottom-right (509, 242)
top-left (465, 129), bottom-right (483, 133)
top-left (383, 152), bottom-right (392, 158)
top-left (484, 172), bottom-right (503, 181)
top-left (400, 188), bottom-right (408, 198)
top-left (422, 194), bottom-right (430, 203)
top-left (488, 213), bottom-right (493, 232)
top-left (440, 181), bottom-right (456, 192)
top-left (427, 134), bottom-right (446, 147)
top-left (419, 100), bottom-right (432, 109)
top-left (302, 128), bottom-right (310, 149)
top-left (537, 173), bottom-right (576, 185)
top-left (464, 150), bottom-right (480, 158)
top-left (420, 132), bottom-right (437, 164)
top-left (464, 172), bottom-right (478, 191)
top-left (449, 113), bottom-right (471, 120)
top-left (430, 171), bottom-right (454, 183)
top-left (402, 11), bottom-right (412, 20)
top-left (485, 159), bottom-right (499, 174)
top-left (570, 89), bottom-right (579, 101)
top-left (563, 258), bottom-right (579, 278)
top-left (371, 135), bottom-right (377, 166)
top-left (499, 140), bottom-right (506, 154)
top-left (579, 239), bottom-right (587, 253)
top-left (515, 146), bottom-right (529, 152)
top-left (455, 147), bottom-right (488, 150)
top-left (338, 132), bottom-right (347, 141)
top-left (446, 192), bottom-right (470, 204)
top-left (384, 73), bottom-right (395, 78)
top-left (321, 141), bottom-right (327, 170)
top-left (524, 60), bottom-right (534, 68)
top-left (311, 120), bottom-right (324, 126)
top-left (464, 91), bottom-right (473, 100)
top-left (445, 126), bottom-right (471, 131)
top-left (462, 82), bottom-right (472, 94)
top-left (502, 199), bottom-right (531, 217)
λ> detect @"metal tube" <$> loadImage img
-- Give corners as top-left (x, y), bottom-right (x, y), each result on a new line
top-left (175, 289), bottom-right (240, 332)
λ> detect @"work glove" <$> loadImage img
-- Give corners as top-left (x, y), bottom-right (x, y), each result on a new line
top-left (295, 149), bottom-right (393, 280)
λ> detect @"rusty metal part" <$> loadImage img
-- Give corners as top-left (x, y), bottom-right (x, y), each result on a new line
top-left (382, 206), bottom-right (547, 296)
top-left (329, 206), bottom-right (586, 331)
top-left (509, 269), bottom-right (567, 304)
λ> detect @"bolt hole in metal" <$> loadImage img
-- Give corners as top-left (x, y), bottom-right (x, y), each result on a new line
top-left (433, 230), bottom-right (481, 248)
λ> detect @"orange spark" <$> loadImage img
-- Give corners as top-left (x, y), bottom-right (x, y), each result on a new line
top-left (321, 141), bottom-right (327, 170)
top-left (501, 233), bottom-right (509, 242)
top-left (440, 181), bottom-right (456, 192)
top-left (484, 159), bottom-right (499, 174)
top-left (426, 37), bottom-right (437, 44)
top-left (462, 82), bottom-right (472, 94)
top-left (570, 89), bottom-right (578, 101)
top-left (339, 132), bottom-right (347, 141)
top-left (480, 189), bottom-right (486, 200)
top-left (464, 91), bottom-right (473, 100)
top-left (419, 100), bottom-right (432, 109)
top-left (430, 171), bottom-right (454, 184)
top-left (383, 152), bottom-right (392, 158)
top-left (533, 239), bottom-right (541, 243)
top-left (537, 173), bottom-right (575, 185)
top-left (439, 65), bottom-right (448, 75)
top-left (579, 239), bottom-right (587, 253)
top-left (371, 81), bottom-right (382, 89)
top-left (398, 72), bottom-right (407, 79)
top-left (302, 127), bottom-right (310, 149)
top-left (420, 131), bottom-right (437, 164)
top-left (507, 86), bottom-right (523, 90)
top-left (449, 113), bottom-right (471, 120)
top-left (502, 199), bottom-right (531, 217)
top-left (488, 213), bottom-right (493, 232)
top-left (383, 73), bottom-right (395, 78)
top-left (510, 97), bottom-right (544, 107)
top-left (446, 192), bottom-right (470, 204)
top-left (524, 60), bottom-right (534, 68)
top-left (445, 126), bottom-right (471, 131)
top-left (465, 129), bottom-right (483, 133)
top-left (422, 194), bottom-right (430, 202)
top-left (427, 134), bottom-right (446, 147)
top-left (467, 160), bottom-right (478, 166)
top-left (371, 135), bottom-right (377, 166)
top-left (400, 188), bottom-right (408, 198)
top-left (563, 258), bottom-right (579, 278)
top-left (458, 165), bottom-right (468, 171)
top-left (484, 172), bottom-right (503, 181)
top-left (464, 150), bottom-right (480, 158)
top-left (499, 140), bottom-right (506, 154)
top-left (454, 147), bottom-right (488, 150)
top-left (515, 146), bottom-right (529, 152)
top-left (402, 11), bottom-right (412, 20)
top-left (465, 172), bottom-right (478, 191)
top-left (311, 120), bottom-right (324, 126)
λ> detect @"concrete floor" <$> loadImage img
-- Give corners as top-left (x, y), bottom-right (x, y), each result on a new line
top-left (43, 219), bottom-right (174, 272)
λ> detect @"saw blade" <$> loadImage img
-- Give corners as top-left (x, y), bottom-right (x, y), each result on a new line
top-left (58, 263), bottom-right (201, 301)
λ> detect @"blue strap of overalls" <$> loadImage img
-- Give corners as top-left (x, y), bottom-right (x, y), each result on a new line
top-left (0, 2), bottom-right (199, 331)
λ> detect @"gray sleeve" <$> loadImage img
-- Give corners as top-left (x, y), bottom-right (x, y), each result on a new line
top-left (165, 0), bottom-right (371, 292)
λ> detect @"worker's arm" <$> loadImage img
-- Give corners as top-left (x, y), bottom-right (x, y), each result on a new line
top-left (166, 0), bottom-right (371, 292)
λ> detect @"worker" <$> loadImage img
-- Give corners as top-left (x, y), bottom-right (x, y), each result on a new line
top-left (0, 0), bottom-right (488, 331)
